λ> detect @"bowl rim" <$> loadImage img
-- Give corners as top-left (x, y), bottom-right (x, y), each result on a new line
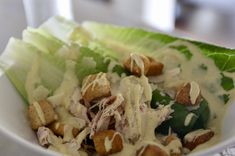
top-left (0, 75), bottom-right (234, 156)
top-left (1, 120), bottom-right (235, 156)
top-left (190, 136), bottom-right (235, 156)
top-left (0, 124), bottom-right (59, 156)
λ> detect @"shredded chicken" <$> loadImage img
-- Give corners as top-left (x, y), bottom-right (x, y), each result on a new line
top-left (37, 127), bottom-right (57, 146)
top-left (29, 51), bottom-right (217, 156)
top-left (89, 94), bottom-right (124, 137)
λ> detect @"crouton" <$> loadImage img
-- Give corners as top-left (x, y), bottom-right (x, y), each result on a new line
top-left (165, 134), bottom-right (182, 156)
top-left (93, 130), bottom-right (123, 156)
top-left (48, 122), bottom-right (79, 137)
top-left (175, 82), bottom-right (201, 106)
top-left (81, 72), bottom-right (111, 103)
top-left (183, 129), bottom-right (214, 151)
top-left (146, 57), bottom-right (164, 76)
top-left (124, 53), bottom-right (150, 76)
top-left (28, 100), bottom-right (58, 130)
top-left (137, 144), bottom-right (169, 156)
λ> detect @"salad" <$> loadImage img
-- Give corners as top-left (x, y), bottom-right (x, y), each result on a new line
top-left (1, 17), bottom-right (235, 156)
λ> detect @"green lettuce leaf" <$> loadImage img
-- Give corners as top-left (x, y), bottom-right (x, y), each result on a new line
top-left (0, 38), bottom-right (65, 104)
top-left (82, 21), bottom-right (235, 73)
top-left (22, 27), bottom-right (64, 54)
top-left (40, 16), bottom-right (78, 43)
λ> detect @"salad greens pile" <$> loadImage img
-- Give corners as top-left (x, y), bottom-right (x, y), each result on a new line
top-left (0, 16), bottom-right (235, 138)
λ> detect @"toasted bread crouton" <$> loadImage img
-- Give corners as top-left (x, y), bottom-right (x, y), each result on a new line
top-left (81, 72), bottom-right (111, 103)
top-left (146, 57), bottom-right (164, 76)
top-left (124, 53), bottom-right (150, 76)
top-left (183, 129), bottom-right (214, 151)
top-left (137, 144), bottom-right (169, 156)
top-left (28, 100), bottom-right (58, 130)
top-left (165, 134), bottom-right (182, 156)
top-left (175, 82), bottom-right (201, 106)
top-left (48, 122), bottom-right (80, 137)
top-left (93, 130), bottom-right (123, 156)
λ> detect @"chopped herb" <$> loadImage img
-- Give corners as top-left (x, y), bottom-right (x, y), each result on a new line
top-left (221, 73), bottom-right (234, 91)
top-left (219, 94), bottom-right (230, 104)
top-left (170, 45), bottom-right (193, 60)
top-left (199, 64), bottom-right (208, 70)
top-left (112, 64), bottom-right (130, 76)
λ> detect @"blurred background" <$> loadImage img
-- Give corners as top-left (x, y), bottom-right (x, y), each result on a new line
top-left (1, 0), bottom-right (235, 52)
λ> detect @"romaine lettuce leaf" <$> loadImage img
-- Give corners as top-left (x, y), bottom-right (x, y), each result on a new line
top-left (81, 21), bottom-right (235, 92)
top-left (0, 38), bottom-right (65, 104)
top-left (82, 21), bottom-right (176, 59)
top-left (40, 16), bottom-right (78, 43)
top-left (82, 21), bottom-right (235, 73)
top-left (23, 27), bottom-right (64, 54)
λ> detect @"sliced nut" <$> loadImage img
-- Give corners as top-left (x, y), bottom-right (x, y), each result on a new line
top-left (137, 144), bottom-right (169, 156)
top-left (28, 100), bottom-right (57, 130)
top-left (81, 72), bottom-right (111, 103)
top-left (146, 57), bottom-right (164, 76)
top-left (124, 53), bottom-right (150, 76)
top-left (48, 122), bottom-right (79, 137)
top-left (165, 134), bottom-right (182, 156)
top-left (93, 130), bottom-right (123, 156)
top-left (175, 82), bottom-right (201, 106)
top-left (183, 129), bottom-right (214, 151)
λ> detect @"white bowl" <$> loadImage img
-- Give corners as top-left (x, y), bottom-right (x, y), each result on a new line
top-left (0, 73), bottom-right (235, 156)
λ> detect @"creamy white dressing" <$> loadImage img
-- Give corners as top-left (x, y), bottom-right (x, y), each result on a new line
top-left (25, 56), bottom-right (42, 104)
top-left (32, 85), bottom-right (50, 102)
top-left (48, 60), bottom-right (79, 108)
top-left (184, 129), bottom-right (212, 142)
top-left (55, 122), bottom-right (60, 130)
top-left (153, 40), bottom-right (234, 150)
top-left (104, 137), bottom-right (113, 152)
top-left (31, 38), bottom-right (235, 156)
top-left (139, 75), bottom-right (152, 102)
top-left (104, 132), bottom-right (121, 152)
top-left (111, 141), bottom-right (170, 156)
top-left (63, 124), bottom-right (74, 142)
top-left (74, 127), bottom-right (90, 149)
top-left (141, 105), bottom-right (173, 141)
top-left (81, 56), bottom-right (96, 68)
top-left (166, 139), bottom-right (182, 154)
top-left (130, 53), bottom-right (146, 75)
top-left (33, 101), bottom-right (46, 125)
top-left (45, 127), bottom-right (90, 156)
top-left (189, 81), bottom-right (200, 104)
top-left (119, 75), bottom-right (154, 142)
top-left (119, 76), bottom-right (143, 142)
top-left (56, 44), bottom-right (80, 61)
top-left (184, 113), bottom-right (195, 126)
top-left (81, 72), bottom-right (109, 96)
top-left (55, 107), bottom-right (86, 130)
top-left (137, 144), bottom-right (147, 156)
top-left (108, 73), bottom-right (122, 95)
top-left (107, 59), bottom-right (119, 73)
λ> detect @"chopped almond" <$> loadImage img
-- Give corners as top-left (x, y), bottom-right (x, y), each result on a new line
top-left (48, 122), bottom-right (79, 137)
top-left (175, 82), bottom-right (201, 106)
top-left (93, 130), bottom-right (123, 156)
top-left (137, 144), bottom-right (169, 156)
top-left (81, 72), bottom-right (111, 103)
top-left (146, 57), bottom-right (164, 76)
top-left (183, 129), bottom-right (214, 151)
top-left (124, 53), bottom-right (150, 76)
top-left (28, 100), bottom-right (58, 130)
